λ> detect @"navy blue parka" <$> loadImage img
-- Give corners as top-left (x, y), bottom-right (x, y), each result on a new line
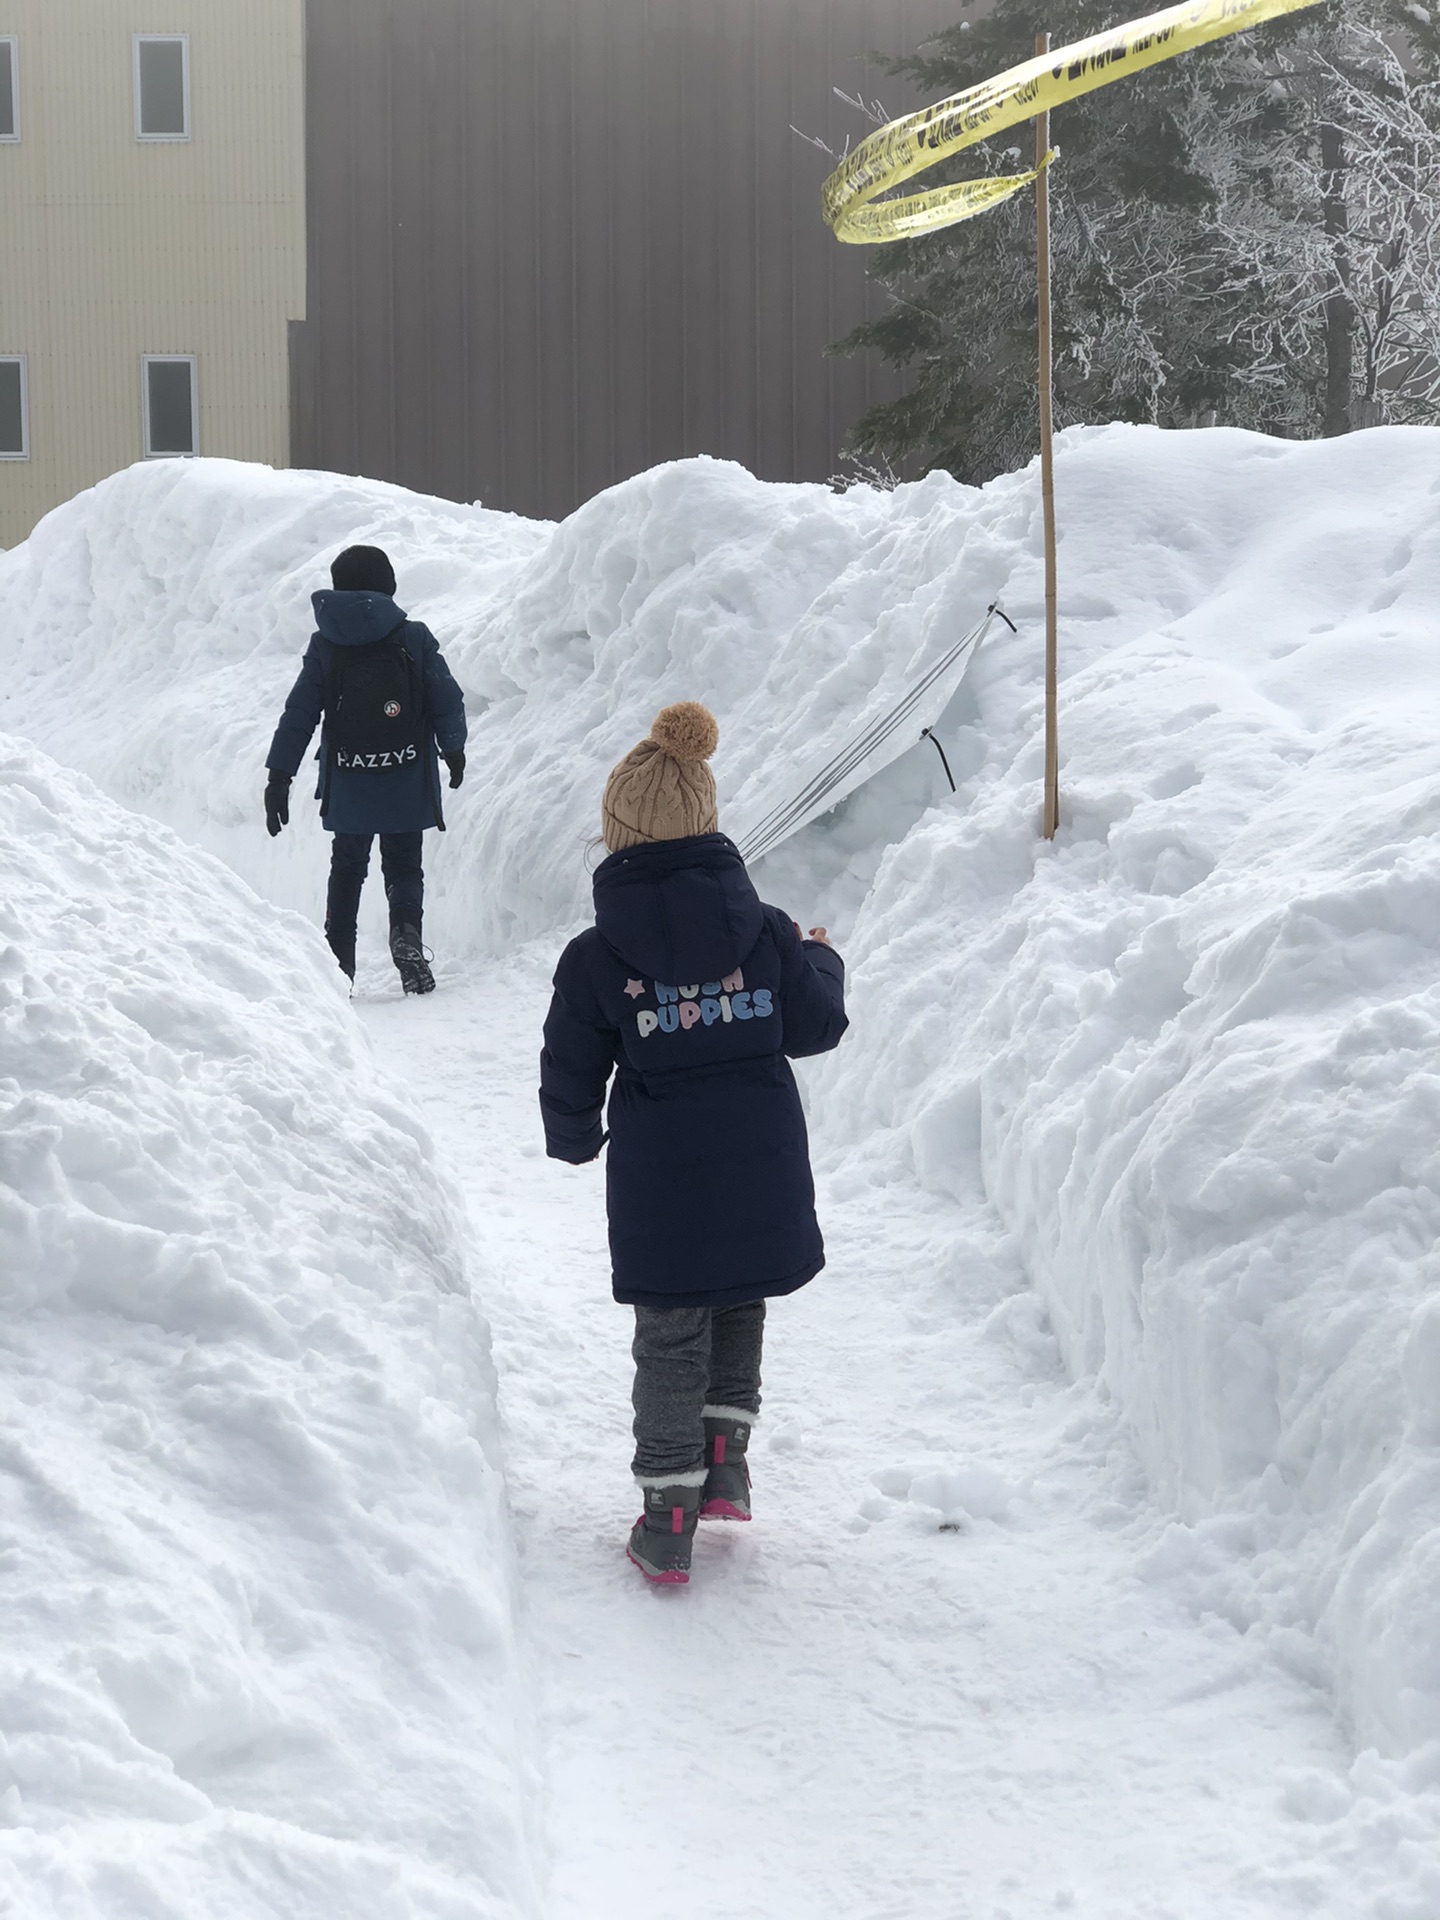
top-left (266, 590), bottom-right (467, 836)
top-left (540, 834), bottom-right (848, 1309)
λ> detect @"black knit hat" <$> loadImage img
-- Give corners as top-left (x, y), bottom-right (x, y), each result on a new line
top-left (330, 544), bottom-right (397, 594)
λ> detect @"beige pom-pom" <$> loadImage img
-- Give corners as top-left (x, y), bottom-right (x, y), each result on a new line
top-left (648, 701), bottom-right (719, 764)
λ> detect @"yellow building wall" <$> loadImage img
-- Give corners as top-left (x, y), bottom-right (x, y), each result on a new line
top-left (0, 0), bottom-right (305, 548)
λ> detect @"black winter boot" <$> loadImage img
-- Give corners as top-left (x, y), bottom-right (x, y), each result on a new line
top-left (627, 1481), bottom-right (703, 1585)
top-left (325, 924), bottom-right (357, 982)
top-left (389, 922), bottom-right (435, 995)
top-left (700, 1410), bottom-right (753, 1521)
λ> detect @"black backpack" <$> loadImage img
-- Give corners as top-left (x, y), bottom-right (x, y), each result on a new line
top-left (323, 627), bottom-right (425, 780)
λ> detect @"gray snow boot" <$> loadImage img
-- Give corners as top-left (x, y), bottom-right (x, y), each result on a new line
top-left (389, 922), bottom-right (435, 996)
top-left (627, 1482), bottom-right (703, 1585)
top-left (700, 1411), bottom-right (753, 1522)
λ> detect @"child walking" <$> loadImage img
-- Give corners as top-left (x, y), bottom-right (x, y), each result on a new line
top-left (263, 544), bottom-right (467, 994)
top-left (539, 702), bottom-right (848, 1584)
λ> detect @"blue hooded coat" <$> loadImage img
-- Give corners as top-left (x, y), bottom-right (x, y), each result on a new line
top-left (539, 834), bottom-right (848, 1310)
top-left (266, 591), bottom-right (467, 836)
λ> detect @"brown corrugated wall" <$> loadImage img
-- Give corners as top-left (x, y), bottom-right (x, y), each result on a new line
top-left (293, 0), bottom-right (951, 522)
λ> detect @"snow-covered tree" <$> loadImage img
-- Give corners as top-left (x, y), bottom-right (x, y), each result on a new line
top-left (832, 0), bottom-right (1440, 480)
top-left (1189, 14), bottom-right (1440, 432)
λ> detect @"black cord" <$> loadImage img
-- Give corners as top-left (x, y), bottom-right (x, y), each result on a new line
top-left (921, 727), bottom-right (957, 792)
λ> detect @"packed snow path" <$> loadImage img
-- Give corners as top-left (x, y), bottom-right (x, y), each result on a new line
top-left (362, 951), bottom-right (1405, 1920)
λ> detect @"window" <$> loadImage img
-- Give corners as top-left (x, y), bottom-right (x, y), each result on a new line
top-left (134, 35), bottom-right (189, 140)
top-left (0, 358), bottom-right (27, 458)
top-left (0, 38), bottom-right (17, 141)
top-left (143, 356), bottom-right (197, 456)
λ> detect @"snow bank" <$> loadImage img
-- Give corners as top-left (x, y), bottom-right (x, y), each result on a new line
top-left (806, 424), bottom-right (1440, 1761)
top-left (5, 427), bottom-right (1440, 1765)
top-left (0, 737), bottom-right (536, 1916)
top-left (0, 460), bottom-right (549, 938)
top-left (0, 453), bottom-right (1004, 951)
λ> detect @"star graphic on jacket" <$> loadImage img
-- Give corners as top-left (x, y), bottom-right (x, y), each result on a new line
top-left (624, 978), bottom-right (645, 999)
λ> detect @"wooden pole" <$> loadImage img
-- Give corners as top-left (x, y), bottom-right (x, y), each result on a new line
top-left (1035, 29), bottom-right (1060, 840)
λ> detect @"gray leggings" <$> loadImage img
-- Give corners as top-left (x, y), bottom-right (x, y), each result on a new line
top-left (631, 1300), bottom-right (765, 1481)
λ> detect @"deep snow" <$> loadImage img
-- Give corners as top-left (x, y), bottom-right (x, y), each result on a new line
top-left (806, 426), bottom-right (1440, 1761)
top-left (4, 426), bottom-right (1440, 1913)
top-left (0, 739), bottom-right (536, 1916)
top-left (0, 453), bottom-right (1002, 945)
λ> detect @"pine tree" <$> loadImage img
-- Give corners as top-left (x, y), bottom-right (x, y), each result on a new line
top-left (832, 0), bottom-right (1440, 481)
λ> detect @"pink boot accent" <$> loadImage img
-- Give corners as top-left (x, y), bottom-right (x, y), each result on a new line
top-left (671, 1505), bottom-right (685, 1534)
top-left (713, 1435), bottom-right (727, 1465)
top-left (627, 1545), bottom-right (690, 1585)
top-left (699, 1497), bottom-right (751, 1522)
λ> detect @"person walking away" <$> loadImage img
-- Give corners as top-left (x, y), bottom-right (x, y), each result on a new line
top-left (539, 702), bottom-right (848, 1585)
top-left (263, 544), bottom-right (467, 994)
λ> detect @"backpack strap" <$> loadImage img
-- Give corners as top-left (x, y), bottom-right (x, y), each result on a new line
top-left (319, 642), bottom-right (340, 818)
top-left (397, 624), bottom-right (445, 830)
top-left (397, 623), bottom-right (426, 725)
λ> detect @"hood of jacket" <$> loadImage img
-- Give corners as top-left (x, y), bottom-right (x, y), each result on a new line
top-left (593, 834), bottom-right (764, 985)
top-left (311, 589), bottom-right (409, 648)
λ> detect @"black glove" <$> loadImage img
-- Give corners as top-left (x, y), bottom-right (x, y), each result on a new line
top-left (444, 750), bottom-right (466, 790)
top-left (265, 771), bottom-right (291, 837)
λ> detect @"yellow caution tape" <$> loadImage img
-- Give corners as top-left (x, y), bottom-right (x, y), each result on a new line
top-left (823, 0), bottom-right (1324, 244)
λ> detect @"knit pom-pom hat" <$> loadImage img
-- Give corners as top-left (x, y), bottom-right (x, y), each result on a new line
top-left (602, 701), bottom-right (720, 852)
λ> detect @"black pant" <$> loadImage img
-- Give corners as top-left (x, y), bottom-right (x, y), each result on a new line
top-left (630, 1301), bottom-right (765, 1481)
top-left (325, 832), bottom-right (424, 972)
